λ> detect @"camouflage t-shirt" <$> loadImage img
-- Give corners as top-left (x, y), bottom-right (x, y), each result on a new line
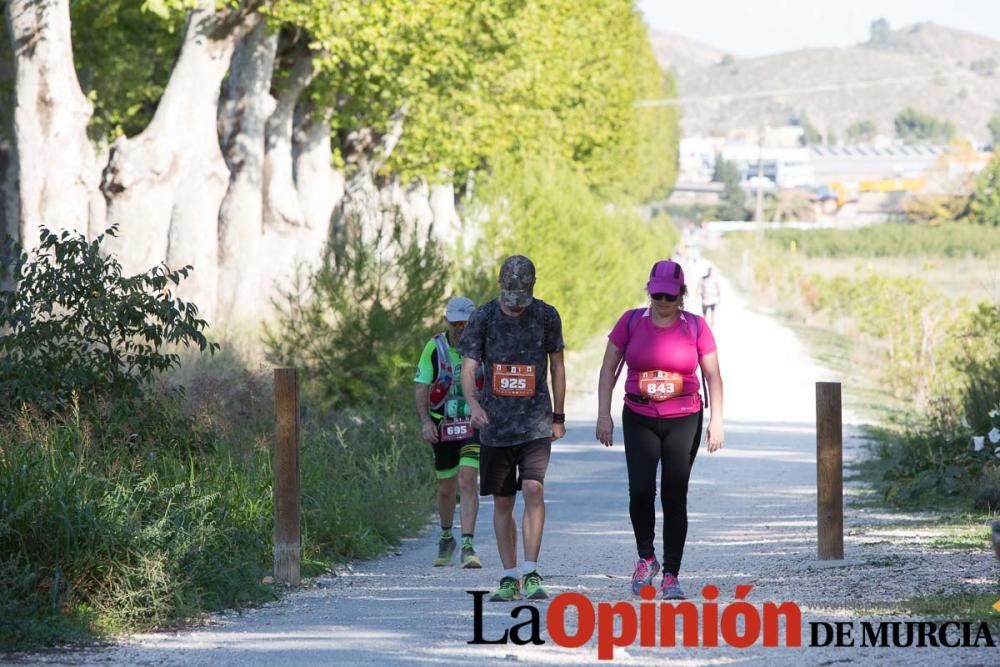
top-left (458, 298), bottom-right (564, 447)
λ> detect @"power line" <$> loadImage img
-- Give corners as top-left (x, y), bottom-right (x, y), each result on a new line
top-left (635, 72), bottom-right (976, 107)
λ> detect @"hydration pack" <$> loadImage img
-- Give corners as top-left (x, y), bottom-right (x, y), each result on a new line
top-left (428, 333), bottom-right (484, 410)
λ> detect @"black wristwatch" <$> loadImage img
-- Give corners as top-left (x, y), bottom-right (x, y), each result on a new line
top-left (552, 413), bottom-right (566, 424)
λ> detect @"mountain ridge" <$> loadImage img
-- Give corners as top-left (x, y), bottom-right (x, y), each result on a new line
top-left (649, 22), bottom-right (1000, 142)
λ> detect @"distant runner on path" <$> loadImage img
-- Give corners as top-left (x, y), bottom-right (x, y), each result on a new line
top-left (413, 296), bottom-right (483, 568)
top-left (459, 255), bottom-right (566, 602)
top-left (698, 266), bottom-right (721, 328)
top-left (596, 259), bottom-right (725, 601)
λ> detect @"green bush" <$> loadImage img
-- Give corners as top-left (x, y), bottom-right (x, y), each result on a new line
top-left (0, 408), bottom-right (274, 647)
top-left (300, 393), bottom-right (434, 561)
top-left (0, 386), bottom-right (435, 650)
top-left (968, 155), bottom-right (1000, 227)
top-left (264, 217), bottom-right (448, 408)
top-left (1, 224), bottom-right (440, 649)
top-left (0, 226), bottom-right (216, 415)
top-left (754, 223), bottom-right (1000, 258)
top-left (460, 157), bottom-right (678, 349)
top-left (717, 231), bottom-right (999, 510)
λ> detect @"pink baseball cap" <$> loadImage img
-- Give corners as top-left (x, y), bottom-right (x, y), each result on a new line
top-left (647, 259), bottom-right (685, 296)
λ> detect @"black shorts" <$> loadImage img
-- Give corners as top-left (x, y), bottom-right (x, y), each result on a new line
top-left (430, 421), bottom-right (479, 479)
top-left (702, 303), bottom-right (717, 314)
top-left (479, 437), bottom-right (552, 497)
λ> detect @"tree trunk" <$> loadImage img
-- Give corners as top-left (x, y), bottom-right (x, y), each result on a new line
top-left (332, 109), bottom-right (406, 246)
top-left (1, 32), bottom-right (16, 264)
top-left (102, 3), bottom-right (260, 323)
top-left (253, 47), bottom-right (318, 312)
top-left (5, 0), bottom-right (102, 250)
top-left (429, 182), bottom-right (461, 242)
top-left (262, 50), bottom-right (312, 231)
top-left (291, 106), bottom-right (342, 272)
top-left (384, 176), bottom-right (433, 239)
top-left (215, 19), bottom-right (277, 323)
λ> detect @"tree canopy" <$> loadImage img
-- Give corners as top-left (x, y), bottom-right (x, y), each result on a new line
top-left (69, 0), bottom-right (678, 199)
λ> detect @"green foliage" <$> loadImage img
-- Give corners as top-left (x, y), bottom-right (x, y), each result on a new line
top-left (718, 230), bottom-right (999, 511)
top-left (0, 361), bottom-right (435, 649)
top-left (953, 303), bottom-right (1000, 437)
top-left (969, 58), bottom-right (997, 77)
top-left (759, 223), bottom-right (1000, 257)
top-left (71, 0), bottom-right (185, 140)
top-left (264, 218), bottom-right (448, 407)
top-left (894, 107), bottom-right (955, 144)
top-left (0, 227), bottom-right (216, 415)
top-left (0, 408), bottom-right (274, 648)
top-left (67, 0), bottom-right (678, 201)
top-left (902, 193), bottom-right (972, 226)
top-left (989, 115), bottom-right (1000, 146)
top-left (968, 154), bottom-right (1000, 226)
top-left (306, 0), bottom-right (678, 200)
top-left (846, 119), bottom-right (878, 143)
top-left (459, 157), bottom-right (678, 349)
top-left (898, 591), bottom-right (1000, 623)
top-left (712, 157), bottom-right (748, 221)
top-left (868, 17), bottom-right (891, 44)
top-left (797, 112), bottom-right (822, 146)
top-left (300, 397), bottom-right (435, 560)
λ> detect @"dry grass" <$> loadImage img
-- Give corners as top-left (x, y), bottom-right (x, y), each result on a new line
top-left (802, 256), bottom-right (1000, 306)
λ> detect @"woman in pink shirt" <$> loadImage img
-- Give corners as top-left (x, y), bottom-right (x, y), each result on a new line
top-left (596, 259), bottom-right (725, 600)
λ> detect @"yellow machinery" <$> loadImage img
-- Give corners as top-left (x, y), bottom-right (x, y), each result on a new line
top-left (829, 178), bottom-right (928, 209)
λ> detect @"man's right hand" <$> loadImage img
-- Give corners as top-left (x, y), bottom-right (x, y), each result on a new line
top-left (470, 403), bottom-right (490, 429)
top-left (420, 420), bottom-right (439, 444)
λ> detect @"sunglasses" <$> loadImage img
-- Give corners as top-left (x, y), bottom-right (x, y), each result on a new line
top-left (450, 321), bottom-right (467, 329)
top-left (650, 293), bottom-right (679, 302)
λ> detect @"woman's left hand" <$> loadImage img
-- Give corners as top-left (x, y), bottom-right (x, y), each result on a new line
top-left (706, 417), bottom-right (724, 453)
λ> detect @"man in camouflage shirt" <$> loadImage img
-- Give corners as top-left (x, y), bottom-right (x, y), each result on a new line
top-left (459, 255), bottom-right (566, 601)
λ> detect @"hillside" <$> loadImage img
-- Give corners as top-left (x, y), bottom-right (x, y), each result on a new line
top-left (649, 22), bottom-right (1000, 142)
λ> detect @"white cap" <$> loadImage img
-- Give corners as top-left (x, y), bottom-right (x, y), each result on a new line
top-left (445, 296), bottom-right (475, 322)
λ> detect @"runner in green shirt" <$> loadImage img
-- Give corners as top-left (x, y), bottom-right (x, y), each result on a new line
top-left (414, 296), bottom-right (482, 568)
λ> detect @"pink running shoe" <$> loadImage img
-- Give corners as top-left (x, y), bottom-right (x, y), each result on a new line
top-left (631, 557), bottom-right (661, 595)
top-left (660, 572), bottom-right (685, 600)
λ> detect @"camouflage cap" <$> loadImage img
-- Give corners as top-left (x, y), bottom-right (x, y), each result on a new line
top-left (498, 255), bottom-right (535, 308)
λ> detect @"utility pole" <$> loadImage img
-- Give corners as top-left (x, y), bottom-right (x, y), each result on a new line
top-left (754, 125), bottom-right (765, 222)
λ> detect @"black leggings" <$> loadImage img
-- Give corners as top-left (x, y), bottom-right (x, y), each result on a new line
top-left (621, 404), bottom-right (703, 574)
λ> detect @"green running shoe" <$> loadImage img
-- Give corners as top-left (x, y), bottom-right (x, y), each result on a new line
top-left (433, 536), bottom-right (456, 566)
top-left (488, 576), bottom-right (521, 602)
top-left (460, 544), bottom-right (482, 568)
top-left (522, 570), bottom-right (548, 600)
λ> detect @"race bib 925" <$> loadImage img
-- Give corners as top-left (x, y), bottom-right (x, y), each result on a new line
top-left (492, 363), bottom-right (536, 397)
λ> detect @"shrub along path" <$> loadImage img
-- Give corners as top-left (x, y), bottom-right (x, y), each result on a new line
top-left (26, 264), bottom-right (998, 666)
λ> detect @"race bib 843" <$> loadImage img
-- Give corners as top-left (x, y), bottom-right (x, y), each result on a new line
top-left (638, 370), bottom-right (684, 402)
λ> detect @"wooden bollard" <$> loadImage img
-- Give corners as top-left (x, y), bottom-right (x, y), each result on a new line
top-left (816, 381), bottom-right (844, 560)
top-left (273, 368), bottom-right (301, 585)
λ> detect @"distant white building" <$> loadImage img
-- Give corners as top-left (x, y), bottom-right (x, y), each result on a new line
top-left (720, 145), bottom-right (815, 188)
top-left (677, 135), bottom-right (991, 196)
top-left (808, 144), bottom-right (945, 184)
top-left (678, 136), bottom-right (725, 183)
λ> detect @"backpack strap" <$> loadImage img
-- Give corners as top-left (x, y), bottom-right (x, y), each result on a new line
top-left (428, 332), bottom-right (453, 410)
top-left (613, 308), bottom-right (644, 382)
top-left (684, 311), bottom-right (711, 409)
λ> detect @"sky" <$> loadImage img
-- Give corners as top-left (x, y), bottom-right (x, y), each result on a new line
top-left (638, 0), bottom-right (1000, 57)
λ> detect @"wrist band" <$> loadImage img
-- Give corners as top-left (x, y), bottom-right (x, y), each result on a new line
top-left (552, 413), bottom-right (566, 424)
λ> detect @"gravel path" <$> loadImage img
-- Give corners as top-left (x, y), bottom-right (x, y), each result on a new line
top-left (11, 264), bottom-right (998, 666)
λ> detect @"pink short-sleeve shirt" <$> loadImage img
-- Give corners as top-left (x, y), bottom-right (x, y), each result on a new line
top-left (608, 309), bottom-right (717, 418)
